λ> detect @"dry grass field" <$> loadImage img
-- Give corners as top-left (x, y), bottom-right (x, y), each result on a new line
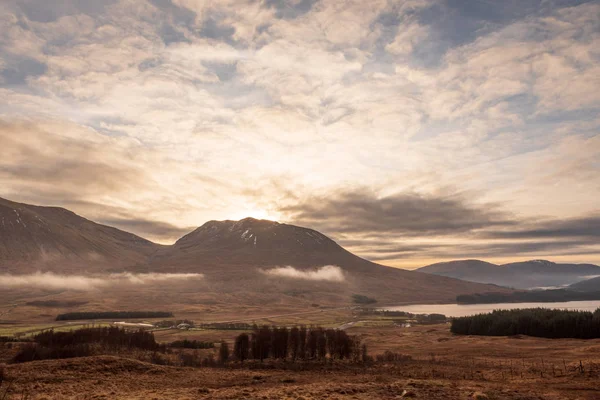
top-left (2, 311), bottom-right (600, 400)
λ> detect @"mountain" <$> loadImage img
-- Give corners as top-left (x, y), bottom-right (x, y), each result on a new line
top-left (0, 197), bottom-right (160, 272)
top-left (417, 259), bottom-right (600, 289)
top-left (569, 276), bottom-right (600, 292)
top-left (141, 217), bottom-right (509, 304)
top-left (162, 217), bottom-right (376, 271)
top-left (418, 260), bottom-right (502, 281)
top-left (0, 198), bottom-right (508, 305)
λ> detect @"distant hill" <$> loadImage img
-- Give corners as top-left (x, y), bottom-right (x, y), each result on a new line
top-left (0, 197), bottom-right (160, 272)
top-left (569, 276), bottom-right (600, 292)
top-left (0, 198), bottom-right (507, 305)
top-left (418, 259), bottom-right (600, 289)
top-left (417, 260), bottom-right (503, 281)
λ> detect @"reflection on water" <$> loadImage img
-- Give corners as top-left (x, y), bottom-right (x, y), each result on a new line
top-left (379, 300), bottom-right (600, 318)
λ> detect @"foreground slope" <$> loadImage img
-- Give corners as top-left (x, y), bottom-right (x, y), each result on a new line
top-left (417, 259), bottom-right (600, 289)
top-left (5, 325), bottom-right (600, 400)
top-left (0, 197), bottom-right (160, 272)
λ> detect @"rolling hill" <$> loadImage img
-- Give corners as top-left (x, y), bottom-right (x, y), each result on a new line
top-left (418, 259), bottom-right (600, 289)
top-left (569, 276), bottom-right (600, 292)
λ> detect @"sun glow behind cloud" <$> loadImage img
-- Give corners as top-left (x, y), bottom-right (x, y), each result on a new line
top-left (230, 207), bottom-right (282, 223)
top-left (0, 0), bottom-right (599, 267)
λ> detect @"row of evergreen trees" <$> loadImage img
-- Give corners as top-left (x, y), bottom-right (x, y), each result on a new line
top-left (451, 308), bottom-right (600, 338)
top-left (169, 339), bottom-right (214, 349)
top-left (56, 311), bottom-right (173, 321)
top-left (33, 327), bottom-right (160, 350)
top-left (227, 326), bottom-right (366, 363)
top-left (12, 327), bottom-right (161, 363)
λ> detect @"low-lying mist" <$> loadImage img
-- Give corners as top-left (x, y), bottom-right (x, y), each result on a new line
top-left (261, 265), bottom-right (345, 282)
top-left (0, 272), bottom-right (204, 291)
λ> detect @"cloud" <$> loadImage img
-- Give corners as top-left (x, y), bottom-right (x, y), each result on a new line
top-left (486, 214), bottom-right (600, 240)
top-left (109, 272), bottom-right (204, 284)
top-left (261, 265), bottom-right (345, 282)
top-left (98, 218), bottom-right (195, 242)
top-left (0, 272), bottom-right (204, 291)
top-left (10, 0), bottom-right (118, 23)
top-left (200, 15), bottom-right (236, 43)
top-left (264, 0), bottom-right (318, 20)
top-left (0, 57), bottom-right (47, 86)
top-left (0, 0), bottom-right (599, 268)
top-left (0, 118), bottom-right (145, 193)
top-left (282, 189), bottom-right (511, 237)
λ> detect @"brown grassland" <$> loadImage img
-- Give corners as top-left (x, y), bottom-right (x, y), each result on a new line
top-left (1, 306), bottom-right (600, 400)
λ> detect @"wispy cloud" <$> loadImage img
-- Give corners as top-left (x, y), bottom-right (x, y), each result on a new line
top-left (0, 272), bottom-right (204, 291)
top-left (282, 188), bottom-right (511, 236)
top-left (261, 265), bottom-right (345, 282)
top-left (0, 0), bottom-right (598, 265)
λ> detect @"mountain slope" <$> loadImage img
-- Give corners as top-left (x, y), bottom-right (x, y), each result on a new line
top-left (0, 198), bottom-right (509, 304)
top-left (417, 259), bottom-right (600, 289)
top-left (166, 217), bottom-right (367, 269)
top-left (418, 260), bottom-right (502, 281)
top-left (569, 276), bottom-right (600, 292)
top-left (0, 197), bottom-right (160, 272)
top-left (145, 218), bottom-right (509, 304)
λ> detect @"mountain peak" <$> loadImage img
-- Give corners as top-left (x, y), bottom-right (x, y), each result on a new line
top-left (174, 217), bottom-right (339, 254)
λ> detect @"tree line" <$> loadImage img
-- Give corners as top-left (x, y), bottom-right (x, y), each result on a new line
top-left (456, 290), bottom-right (600, 304)
top-left (451, 308), bottom-right (600, 338)
top-left (197, 322), bottom-right (253, 330)
top-left (154, 319), bottom-right (195, 328)
top-left (169, 339), bottom-right (214, 349)
top-left (359, 308), bottom-right (446, 323)
top-left (227, 325), bottom-right (367, 364)
top-left (12, 327), bottom-right (162, 363)
top-left (56, 311), bottom-right (173, 321)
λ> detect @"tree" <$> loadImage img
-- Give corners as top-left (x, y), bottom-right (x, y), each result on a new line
top-left (256, 325), bottom-right (272, 362)
top-left (307, 328), bottom-right (318, 359)
top-left (218, 341), bottom-right (229, 364)
top-left (298, 326), bottom-right (307, 360)
top-left (234, 333), bottom-right (249, 364)
top-left (289, 327), bottom-right (300, 361)
top-left (316, 328), bottom-right (327, 360)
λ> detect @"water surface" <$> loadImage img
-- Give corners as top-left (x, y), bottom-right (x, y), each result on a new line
top-left (380, 300), bottom-right (600, 318)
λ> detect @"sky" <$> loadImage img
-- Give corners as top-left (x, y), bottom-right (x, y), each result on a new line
top-left (0, 0), bottom-right (599, 269)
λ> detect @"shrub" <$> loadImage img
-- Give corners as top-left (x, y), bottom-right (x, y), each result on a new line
top-left (352, 294), bottom-right (377, 305)
top-left (375, 351), bottom-right (412, 363)
top-left (56, 311), bottom-right (172, 321)
top-left (169, 339), bottom-right (214, 349)
top-left (179, 351), bottom-right (202, 367)
top-left (12, 343), bottom-right (92, 363)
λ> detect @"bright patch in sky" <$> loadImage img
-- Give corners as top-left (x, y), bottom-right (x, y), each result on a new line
top-left (0, 0), bottom-right (598, 268)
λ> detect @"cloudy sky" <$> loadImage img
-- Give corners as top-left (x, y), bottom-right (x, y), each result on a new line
top-left (1, 0), bottom-right (599, 269)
